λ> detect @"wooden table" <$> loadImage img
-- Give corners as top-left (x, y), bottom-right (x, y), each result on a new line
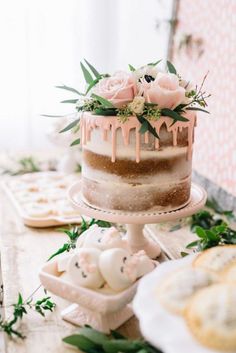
top-left (0, 183), bottom-right (197, 353)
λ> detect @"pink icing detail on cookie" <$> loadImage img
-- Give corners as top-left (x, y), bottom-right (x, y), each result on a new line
top-left (80, 112), bottom-right (196, 163)
top-left (79, 253), bottom-right (97, 273)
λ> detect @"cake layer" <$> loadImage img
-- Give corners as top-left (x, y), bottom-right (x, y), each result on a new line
top-left (82, 176), bottom-right (191, 212)
top-left (83, 149), bottom-right (191, 182)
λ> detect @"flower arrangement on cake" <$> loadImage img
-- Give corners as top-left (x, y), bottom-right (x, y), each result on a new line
top-left (57, 59), bottom-right (210, 143)
top-left (52, 59), bottom-right (210, 213)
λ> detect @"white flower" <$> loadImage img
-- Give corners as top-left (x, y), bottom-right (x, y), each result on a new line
top-left (134, 65), bottom-right (159, 82)
top-left (128, 96), bottom-right (145, 115)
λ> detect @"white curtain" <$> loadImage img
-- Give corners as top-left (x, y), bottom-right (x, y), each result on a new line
top-left (0, 0), bottom-right (173, 151)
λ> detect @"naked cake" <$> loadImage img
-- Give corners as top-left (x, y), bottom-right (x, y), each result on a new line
top-left (58, 59), bottom-right (209, 212)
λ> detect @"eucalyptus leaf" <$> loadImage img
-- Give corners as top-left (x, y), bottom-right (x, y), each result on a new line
top-left (60, 99), bottom-right (79, 104)
top-left (137, 116), bottom-right (159, 139)
top-left (94, 108), bottom-right (117, 116)
top-left (162, 108), bottom-right (189, 122)
top-left (84, 59), bottom-right (100, 78)
top-left (80, 62), bottom-right (94, 84)
top-left (139, 120), bottom-right (149, 134)
top-left (70, 138), bottom-right (81, 146)
top-left (186, 240), bottom-right (200, 249)
top-left (195, 226), bottom-right (207, 239)
top-left (166, 60), bottom-right (177, 74)
top-left (55, 84), bottom-right (84, 96)
top-left (185, 107), bottom-right (210, 114)
top-left (148, 59), bottom-right (162, 66)
top-left (85, 77), bottom-right (101, 95)
top-left (128, 64), bottom-right (136, 71)
top-left (59, 118), bottom-right (80, 133)
top-left (91, 94), bottom-right (114, 108)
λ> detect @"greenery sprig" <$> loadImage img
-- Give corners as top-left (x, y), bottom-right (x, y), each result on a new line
top-left (63, 326), bottom-right (162, 353)
top-left (47, 218), bottom-right (112, 261)
top-left (184, 205), bottom-right (236, 253)
top-left (0, 292), bottom-right (56, 339)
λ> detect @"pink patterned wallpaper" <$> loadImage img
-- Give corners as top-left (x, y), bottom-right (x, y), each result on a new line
top-left (172, 0), bottom-right (236, 196)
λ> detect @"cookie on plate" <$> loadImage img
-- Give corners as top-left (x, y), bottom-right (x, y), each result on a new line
top-left (157, 267), bottom-right (217, 315)
top-left (185, 283), bottom-right (236, 352)
top-left (221, 262), bottom-right (236, 282)
top-left (193, 245), bottom-right (236, 272)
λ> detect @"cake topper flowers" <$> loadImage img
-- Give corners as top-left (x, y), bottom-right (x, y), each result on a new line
top-left (47, 59), bottom-right (210, 144)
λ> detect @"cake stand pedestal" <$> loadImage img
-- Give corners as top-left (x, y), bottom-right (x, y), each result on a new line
top-left (68, 182), bottom-right (207, 259)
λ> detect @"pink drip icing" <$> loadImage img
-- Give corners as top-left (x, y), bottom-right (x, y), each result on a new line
top-left (81, 112), bottom-right (196, 162)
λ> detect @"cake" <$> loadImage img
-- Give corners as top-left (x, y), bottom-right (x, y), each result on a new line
top-left (81, 111), bottom-right (196, 212)
top-left (57, 59), bottom-right (209, 212)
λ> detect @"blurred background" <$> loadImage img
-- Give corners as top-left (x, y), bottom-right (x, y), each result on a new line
top-left (0, 0), bottom-right (235, 199)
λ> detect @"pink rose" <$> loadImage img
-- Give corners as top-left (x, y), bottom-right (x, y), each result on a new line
top-left (143, 72), bottom-right (186, 109)
top-left (93, 71), bottom-right (137, 108)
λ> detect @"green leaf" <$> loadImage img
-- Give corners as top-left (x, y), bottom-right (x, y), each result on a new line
top-left (148, 59), bottom-right (162, 66)
top-left (167, 60), bottom-right (177, 74)
top-left (60, 99), bottom-right (79, 104)
top-left (102, 339), bottom-right (143, 353)
top-left (110, 330), bottom-right (126, 339)
top-left (79, 327), bottom-right (108, 345)
top-left (91, 94), bottom-right (114, 108)
top-left (59, 118), bottom-right (80, 133)
top-left (70, 138), bottom-right (81, 146)
top-left (195, 226), bottom-right (207, 239)
top-left (80, 62), bottom-right (94, 84)
top-left (139, 120), bottom-right (149, 134)
top-left (185, 107), bottom-right (210, 114)
top-left (162, 108), bottom-right (189, 122)
top-left (137, 116), bottom-right (159, 139)
top-left (55, 84), bottom-right (84, 96)
top-left (84, 59), bottom-right (100, 78)
top-left (186, 240), bottom-right (199, 249)
top-left (85, 77), bottom-right (101, 95)
top-left (47, 243), bottom-right (69, 261)
top-left (94, 108), bottom-right (118, 116)
top-left (41, 114), bottom-right (66, 118)
top-left (180, 251), bottom-right (189, 257)
top-left (128, 64), bottom-right (136, 71)
top-left (63, 334), bottom-right (98, 352)
top-left (17, 293), bottom-right (23, 305)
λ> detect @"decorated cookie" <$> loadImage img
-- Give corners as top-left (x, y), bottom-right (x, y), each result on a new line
top-left (220, 261), bottom-right (236, 282)
top-left (193, 245), bottom-right (236, 272)
top-left (67, 248), bottom-right (104, 289)
top-left (185, 284), bottom-right (236, 351)
top-left (134, 250), bottom-right (156, 278)
top-left (157, 267), bottom-right (217, 315)
top-left (99, 248), bottom-right (136, 291)
top-left (23, 203), bottom-right (51, 218)
top-left (76, 225), bottom-right (126, 251)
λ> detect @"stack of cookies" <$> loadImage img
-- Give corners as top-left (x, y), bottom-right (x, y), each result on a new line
top-left (157, 245), bottom-right (236, 352)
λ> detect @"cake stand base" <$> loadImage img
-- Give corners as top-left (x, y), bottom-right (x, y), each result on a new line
top-left (61, 303), bottom-right (133, 334)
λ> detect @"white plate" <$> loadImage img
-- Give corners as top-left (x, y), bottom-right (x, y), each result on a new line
top-left (133, 255), bottom-right (225, 353)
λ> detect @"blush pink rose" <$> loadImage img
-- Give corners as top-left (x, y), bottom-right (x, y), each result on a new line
top-left (143, 72), bottom-right (186, 109)
top-left (93, 71), bottom-right (137, 108)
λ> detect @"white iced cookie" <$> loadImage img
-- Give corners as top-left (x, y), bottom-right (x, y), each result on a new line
top-left (99, 248), bottom-right (137, 291)
top-left (77, 225), bottom-right (126, 250)
top-left (23, 203), bottom-right (51, 218)
top-left (55, 200), bottom-right (78, 216)
top-left (67, 248), bottom-right (104, 289)
top-left (157, 267), bottom-right (217, 315)
top-left (134, 250), bottom-right (156, 278)
top-left (193, 245), bottom-right (236, 272)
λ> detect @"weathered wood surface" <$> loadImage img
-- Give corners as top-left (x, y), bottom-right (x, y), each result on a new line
top-left (0, 179), bottom-right (196, 353)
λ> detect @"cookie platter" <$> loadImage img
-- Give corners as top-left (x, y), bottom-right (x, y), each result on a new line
top-left (133, 247), bottom-right (236, 353)
top-left (1, 172), bottom-right (84, 227)
top-left (39, 224), bottom-right (157, 333)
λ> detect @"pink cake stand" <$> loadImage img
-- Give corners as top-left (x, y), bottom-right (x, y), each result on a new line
top-left (68, 182), bottom-right (207, 259)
